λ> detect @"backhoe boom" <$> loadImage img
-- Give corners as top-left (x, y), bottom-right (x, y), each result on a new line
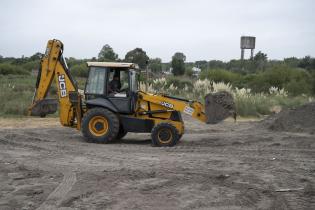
top-left (29, 40), bottom-right (82, 129)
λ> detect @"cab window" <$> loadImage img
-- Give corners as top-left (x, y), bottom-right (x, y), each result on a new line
top-left (108, 69), bottom-right (129, 97)
top-left (85, 67), bottom-right (106, 95)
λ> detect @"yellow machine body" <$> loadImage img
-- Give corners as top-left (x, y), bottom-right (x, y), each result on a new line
top-left (29, 39), bottom-right (234, 146)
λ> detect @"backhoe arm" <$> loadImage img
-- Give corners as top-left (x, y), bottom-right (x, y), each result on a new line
top-left (139, 92), bottom-right (207, 123)
top-left (29, 40), bottom-right (82, 129)
top-left (139, 91), bottom-right (235, 124)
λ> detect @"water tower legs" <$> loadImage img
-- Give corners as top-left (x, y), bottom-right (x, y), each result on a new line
top-left (241, 49), bottom-right (245, 60)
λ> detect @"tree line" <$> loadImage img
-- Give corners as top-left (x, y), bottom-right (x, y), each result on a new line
top-left (1, 44), bottom-right (315, 95)
top-left (1, 44), bottom-right (314, 75)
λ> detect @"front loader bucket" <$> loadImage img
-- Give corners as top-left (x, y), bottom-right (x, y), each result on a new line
top-left (29, 99), bottom-right (58, 117)
top-left (204, 91), bottom-right (236, 124)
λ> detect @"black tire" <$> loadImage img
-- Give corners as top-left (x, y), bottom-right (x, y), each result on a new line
top-left (151, 123), bottom-right (179, 147)
top-left (116, 125), bottom-right (128, 140)
top-left (81, 108), bottom-right (119, 143)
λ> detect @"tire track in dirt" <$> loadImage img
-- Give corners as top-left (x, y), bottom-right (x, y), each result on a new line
top-left (36, 170), bottom-right (77, 210)
top-left (2, 134), bottom-right (313, 161)
top-left (0, 136), bottom-right (49, 152)
top-left (0, 131), bottom-right (77, 210)
top-left (2, 132), bottom-right (313, 170)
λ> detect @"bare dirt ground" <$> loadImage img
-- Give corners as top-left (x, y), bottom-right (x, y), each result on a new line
top-left (0, 116), bottom-right (314, 210)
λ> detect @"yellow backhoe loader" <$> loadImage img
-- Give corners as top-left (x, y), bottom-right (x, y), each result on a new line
top-left (29, 39), bottom-right (235, 146)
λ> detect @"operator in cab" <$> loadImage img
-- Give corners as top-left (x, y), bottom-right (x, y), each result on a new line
top-left (109, 75), bottom-right (121, 93)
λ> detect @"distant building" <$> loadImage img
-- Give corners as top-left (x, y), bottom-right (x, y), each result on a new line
top-left (192, 67), bottom-right (201, 77)
top-left (163, 67), bottom-right (172, 75)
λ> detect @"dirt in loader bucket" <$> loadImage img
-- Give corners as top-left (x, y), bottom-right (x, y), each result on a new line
top-left (205, 91), bottom-right (236, 124)
top-left (29, 99), bottom-right (58, 117)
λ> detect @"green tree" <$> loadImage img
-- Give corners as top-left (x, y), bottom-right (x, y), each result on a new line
top-left (11, 56), bottom-right (28, 65)
top-left (299, 56), bottom-right (315, 71)
top-left (252, 51), bottom-right (268, 71)
top-left (98, 44), bottom-right (118, 61)
top-left (195, 60), bottom-right (208, 70)
top-left (226, 59), bottom-right (244, 72)
top-left (284, 57), bottom-right (299, 68)
top-left (65, 57), bottom-right (82, 67)
top-left (208, 60), bottom-right (226, 69)
top-left (149, 58), bottom-right (162, 73)
top-left (30, 52), bottom-right (43, 61)
top-left (124, 48), bottom-right (149, 69)
top-left (171, 52), bottom-right (186, 76)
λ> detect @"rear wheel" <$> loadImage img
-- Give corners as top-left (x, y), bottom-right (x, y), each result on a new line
top-left (81, 108), bottom-right (119, 143)
top-left (151, 123), bottom-right (179, 147)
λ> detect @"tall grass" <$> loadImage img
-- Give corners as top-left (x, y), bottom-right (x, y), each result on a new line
top-left (141, 78), bottom-right (313, 117)
top-left (0, 75), bottom-right (35, 116)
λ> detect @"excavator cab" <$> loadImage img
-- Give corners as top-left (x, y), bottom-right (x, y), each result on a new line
top-left (84, 62), bottom-right (139, 114)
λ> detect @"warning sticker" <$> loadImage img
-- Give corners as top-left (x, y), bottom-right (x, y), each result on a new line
top-left (184, 106), bottom-right (194, 116)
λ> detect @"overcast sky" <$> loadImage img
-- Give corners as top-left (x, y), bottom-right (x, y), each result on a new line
top-left (0, 0), bottom-right (314, 62)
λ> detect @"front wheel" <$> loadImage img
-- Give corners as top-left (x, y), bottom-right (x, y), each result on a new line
top-left (151, 123), bottom-right (179, 147)
top-left (81, 108), bottom-right (119, 143)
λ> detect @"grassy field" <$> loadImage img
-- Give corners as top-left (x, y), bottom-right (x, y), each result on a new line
top-left (0, 75), bottom-right (85, 117)
top-left (0, 75), bottom-right (36, 116)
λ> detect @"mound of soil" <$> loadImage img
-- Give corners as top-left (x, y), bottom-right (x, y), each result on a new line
top-left (266, 102), bottom-right (315, 133)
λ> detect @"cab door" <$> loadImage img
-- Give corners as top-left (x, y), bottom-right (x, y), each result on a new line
top-left (106, 69), bottom-right (133, 114)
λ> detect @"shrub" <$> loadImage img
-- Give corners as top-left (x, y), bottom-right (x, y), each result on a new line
top-left (21, 60), bottom-right (40, 72)
top-left (247, 64), bottom-right (313, 95)
top-left (0, 63), bottom-right (29, 75)
top-left (166, 76), bottom-right (193, 90)
top-left (185, 68), bottom-right (194, 77)
top-left (70, 63), bottom-right (88, 77)
top-left (200, 69), bottom-right (241, 85)
top-left (284, 80), bottom-right (311, 96)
